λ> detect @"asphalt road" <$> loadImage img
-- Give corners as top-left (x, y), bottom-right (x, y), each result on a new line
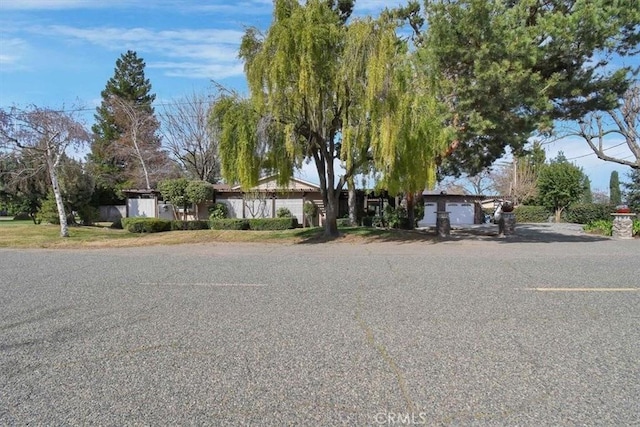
top-left (1, 229), bottom-right (639, 426)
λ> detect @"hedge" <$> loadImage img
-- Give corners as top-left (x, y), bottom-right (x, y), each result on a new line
top-left (248, 217), bottom-right (298, 230)
top-left (564, 203), bottom-right (614, 224)
top-left (122, 218), bottom-right (172, 233)
top-left (171, 220), bottom-right (210, 230)
top-left (209, 219), bottom-right (250, 230)
top-left (514, 205), bottom-right (550, 223)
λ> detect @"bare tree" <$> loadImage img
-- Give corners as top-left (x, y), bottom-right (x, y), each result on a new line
top-left (243, 190), bottom-right (269, 218)
top-left (447, 169), bottom-right (495, 195)
top-left (108, 95), bottom-right (178, 189)
top-left (577, 83), bottom-right (640, 169)
top-left (160, 92), bottom-right (219, 182)
top-left (491, 160), bottom-right (539, 205)
top-left (0, 106), bottom-right (89, 237)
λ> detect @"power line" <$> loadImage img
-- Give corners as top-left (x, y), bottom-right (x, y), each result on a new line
top-left (564, 141), bottom-right (629, 161)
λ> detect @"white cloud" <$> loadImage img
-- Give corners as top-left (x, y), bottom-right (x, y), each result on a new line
top-left (28, 25), bottom-right (246, 79)
top-left (150, 61), bottom-right (244, 80)
top-left (0, 38), bottom-right (29, 70)
top-left (0, 0), bottom-right (274, 14)
top-left (44, 26), bottom-right (243, 50)
top-left (0, 0), bottom-right (125, 10)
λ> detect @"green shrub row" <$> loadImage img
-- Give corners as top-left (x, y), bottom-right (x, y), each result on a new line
top-left (249, 217), bottom-right (298, 230)
top-left (170, 220), bottom-right (210, 230)
top-left (209, 219), bottom-right (250, 230)
top-left (122, 218), bottom-right (172, 233)
top-left (208, 217), bottom-right (299, 230)
top-left (565, 203), bottom-right (614, 224)
top-left (122, 218), bottom-right (209, 233)
top-left (514, 205), bottom-right (550, 223)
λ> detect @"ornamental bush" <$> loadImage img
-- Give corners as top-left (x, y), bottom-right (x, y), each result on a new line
top-left (208, 203), bottom-right (228, 219)
top-left (276, 207), bottom-right (293, 218)
top-left (122, 218), bottom-right (172, 233)
top-left (248, 217), bottom-right (298, 230)
top-left (514, 205), bottom-right (550, 223)
top-left (209, 219), bottom-right (250, 230)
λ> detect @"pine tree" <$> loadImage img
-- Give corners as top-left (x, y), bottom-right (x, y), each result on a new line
top-left (89, 50), bottom-right (161, 202)
top-left (609, 171), bottom-right (622, 205)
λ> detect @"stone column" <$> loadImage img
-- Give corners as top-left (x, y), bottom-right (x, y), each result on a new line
top-left (436, 211), bottom-right (450, 237)
top-left (499, 212), bottom-right (516, 236)
top-left (611, 213), bottom-right (636, 239)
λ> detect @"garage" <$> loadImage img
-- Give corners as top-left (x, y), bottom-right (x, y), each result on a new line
top-left (418, 202), bottom-right (438, 227)
top-left (446, 202), bottom-right (475, 225)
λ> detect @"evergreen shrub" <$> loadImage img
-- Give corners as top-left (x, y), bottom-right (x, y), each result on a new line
top-left (565, 203), bottom-right (613, 224)
top-left (171, 220), bottom-right (210, 230)
top-left (209, 219), bottom-right (250, 230)
top-left (514, 205), bottom-right (550, 223)
top-left (248, 218), bottom-right (298, 230)
top-left (122, 218), bottom-right (172, 233)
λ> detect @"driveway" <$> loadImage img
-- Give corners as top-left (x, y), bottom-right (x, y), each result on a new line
top-left (1, 234), bottom-right (638, 425)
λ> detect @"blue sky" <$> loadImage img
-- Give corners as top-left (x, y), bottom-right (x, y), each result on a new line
top-left (0, 0), bottom-right (635, 193)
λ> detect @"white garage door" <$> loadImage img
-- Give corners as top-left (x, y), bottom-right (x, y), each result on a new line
top-left (418, 203), bottom-right (438, 227)
top-left (446, 202), bottom-right (475, 225)
top-left (217, 197), bottom-right (244, 219)
top-left (275, 198), bottom-right (303, 223)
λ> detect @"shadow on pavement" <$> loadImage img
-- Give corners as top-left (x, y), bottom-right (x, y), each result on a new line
top-left (453, 224), bottom-right (611, 244)
top-left (295, 223), bottom-right (614, 244)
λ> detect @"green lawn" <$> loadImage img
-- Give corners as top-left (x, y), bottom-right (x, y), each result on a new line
top-left (0, 221), bottom-right (434, 249)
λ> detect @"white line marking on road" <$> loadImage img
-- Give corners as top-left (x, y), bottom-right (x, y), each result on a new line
top-left (526, 288), bottom-right (639, 292)
top-left (141, 283), bottom-right (268, 288)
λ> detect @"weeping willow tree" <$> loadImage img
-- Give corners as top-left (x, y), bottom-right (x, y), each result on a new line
top-left (215, 0), bottom-right (451, 236)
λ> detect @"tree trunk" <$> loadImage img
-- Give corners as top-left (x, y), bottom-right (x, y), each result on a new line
top-left (324, 192), bottom-right (340, 237)
top-left (48, 161), bottom-right (69, 238)
top-left (554, 207), bottom-right (564, 223)
top-left (347, 176), bottom-right (357, 226)
top-left (406, 192), bottom-right (415, 230)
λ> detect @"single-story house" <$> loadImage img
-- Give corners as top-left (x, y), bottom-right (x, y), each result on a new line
top-left (214, 176), bottom-right (327, 226)
top-left (418, 190), bottom-right (486, 227)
